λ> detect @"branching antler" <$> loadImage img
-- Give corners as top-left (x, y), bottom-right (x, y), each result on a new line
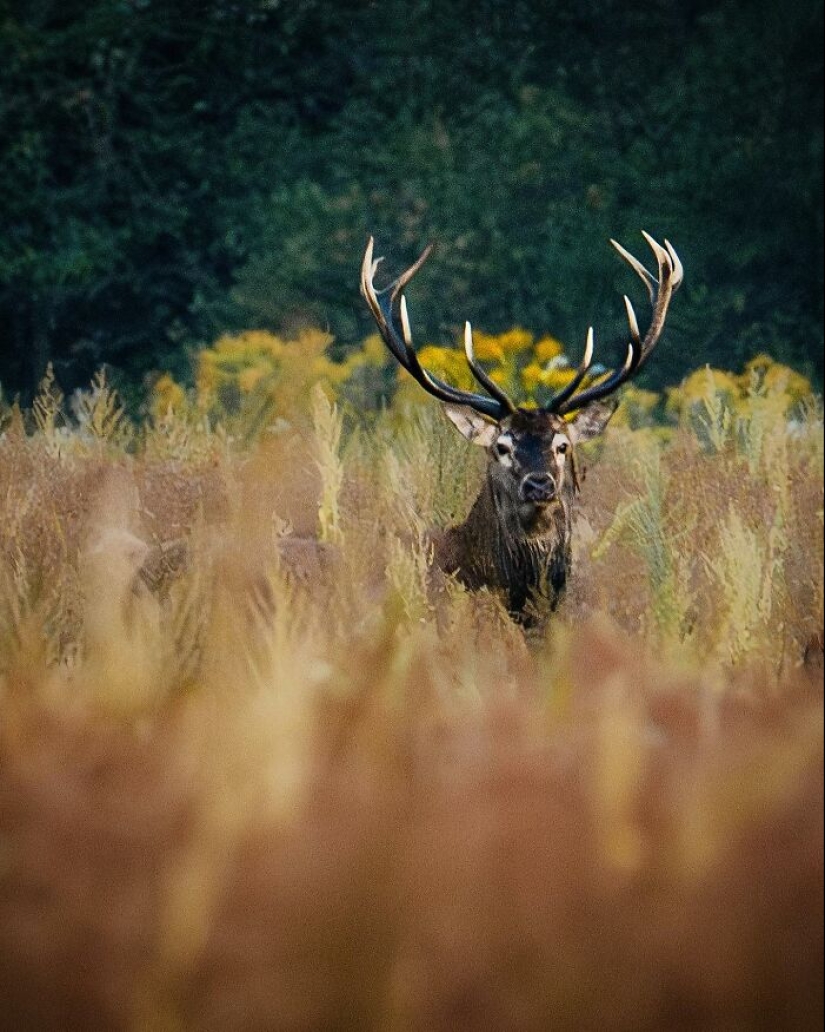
top-left (360, 237), bottom-right (515, 420)
top-left (546, 232), bottom-right (683, 415)
top-left (361, 231), bottom-right (682, 421)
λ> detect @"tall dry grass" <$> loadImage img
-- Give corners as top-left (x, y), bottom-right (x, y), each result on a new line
top-left (0, 371), bottom-right (822, 1030)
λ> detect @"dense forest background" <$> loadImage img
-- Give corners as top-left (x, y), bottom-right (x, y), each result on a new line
top-left (1, 0), bottom-right (822, 404)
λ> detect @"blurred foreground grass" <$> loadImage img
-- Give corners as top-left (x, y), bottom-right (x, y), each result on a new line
top-left (0, 349), bottom-right (822, 1030)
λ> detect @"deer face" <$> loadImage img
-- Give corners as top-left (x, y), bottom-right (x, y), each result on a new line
top-left (444, 401), bottom-right (615, 537)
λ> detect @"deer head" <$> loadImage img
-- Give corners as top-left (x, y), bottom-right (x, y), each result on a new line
top-left (360, 232), bottom-right (683, 617)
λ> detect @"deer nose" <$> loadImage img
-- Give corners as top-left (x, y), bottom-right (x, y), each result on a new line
top-left (520, 472), bottom-right (555, 503)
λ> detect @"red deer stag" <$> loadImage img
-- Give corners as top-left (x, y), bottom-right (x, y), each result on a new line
top-left (361, 232), bottom-right (683, 621)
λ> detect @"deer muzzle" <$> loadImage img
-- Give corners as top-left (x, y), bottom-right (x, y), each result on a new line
top-left (519, 472), bottom-right (556, 505)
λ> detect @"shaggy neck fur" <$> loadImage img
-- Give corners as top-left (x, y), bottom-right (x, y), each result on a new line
top-left (435, 471), bottom-right (574, 618)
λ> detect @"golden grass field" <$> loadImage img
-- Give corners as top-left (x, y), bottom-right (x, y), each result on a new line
top-left (0, 366), bottom-right (822, 1031)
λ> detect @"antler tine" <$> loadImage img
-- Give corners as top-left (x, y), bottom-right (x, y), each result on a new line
top-left (610, 237), bottom-right (657, 304)
top-left (664, 239), bottom-right (684, 290)
top-left (390, 243), bottom-right (434, 302)
top-left (553, 232), bottom-right (682, 416)
top-left (464, 322), bottom-right (517, 413)
top-left (360, 237), bottom-right (413, 370)
top-left (635, 231), bottom-right (679, 370)
top-left (399, 295), bottom-right (482, 403)
top-left (361, 237), bottom-right (509, 420)
top-left (623, 295), bottom-right (641, 346)
top-left (544, 326), bottom-right (595, 412)
top-left (361, 242), bottom-right (481, 407)
top-left (554, 342), bottom-right (636, 414)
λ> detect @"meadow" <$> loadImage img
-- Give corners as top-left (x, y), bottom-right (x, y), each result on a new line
top-left (0, 344), bottom-right (822, 1031)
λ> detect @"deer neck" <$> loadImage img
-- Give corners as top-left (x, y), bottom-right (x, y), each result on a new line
top-left (443, 475), bottom-right (574, 612)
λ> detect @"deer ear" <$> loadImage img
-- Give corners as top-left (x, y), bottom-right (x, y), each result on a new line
top-left (443, 404), bottom-right (500, 447)
top-left (568, 400), bottom-right (617, 443)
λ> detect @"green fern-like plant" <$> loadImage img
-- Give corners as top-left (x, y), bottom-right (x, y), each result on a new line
top-left (593, 445), bottom-right (691, 643)
top-left (31, 364), bottom-right (68, 456)
top-left (72, 370), bottom-right (132, 449)
top-left (312, 384), bottom-right (344, 546)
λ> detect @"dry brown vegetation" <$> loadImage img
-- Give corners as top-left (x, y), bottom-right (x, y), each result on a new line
top-left (0, 378), bottom-right (822, 1031)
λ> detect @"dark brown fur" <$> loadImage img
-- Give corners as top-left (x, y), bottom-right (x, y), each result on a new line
top-left (434, 404), bottom-right (612, 620)
top-left (433, 474), bottom-right (570, 616)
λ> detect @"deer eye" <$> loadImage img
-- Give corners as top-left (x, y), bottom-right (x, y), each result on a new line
top-left (494, 437), bottom-right (514, 459)
top-left (556, 441), bottom-right (569, 455)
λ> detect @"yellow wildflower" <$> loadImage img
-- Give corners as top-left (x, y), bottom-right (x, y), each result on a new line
top-left (743, 353), bottom-right (774, 377)
top-left (693, 367), bottom-right (740, 398)
top-left (496, 327), bottom-right (534, 354)
top-left (151, 373), bottom-right (186, 417)
top-left (521, 361), bottom-right (546, 394)
top-left (534, 336), bottom-right (564, 363)
top-left (744, 355), bottom-right (812, 403)
top-left (469, 332), bottom-right (505, 364)
top-left (310, 355), bottom-right (347, 386)
top-left (360, 333), bottom-right (389, 366)
top-left (195, 356), bottom-right (217, 399)
top-left (238, 366), bottom-right (266, 394)
top-left (239, 330), bottom-right (286, 358)
top-left (296, 327), bottom-right (334, 357)
top-left (611, 386), bottom-right (662, 429)
top-left (416, 346), bottom-right (475, 391)
top-left (541, 365), bottom-right (578, 393)
top-left (670, 367), bottom-right (740, 407)
top-left (760, 364), bottom-right (812, 402)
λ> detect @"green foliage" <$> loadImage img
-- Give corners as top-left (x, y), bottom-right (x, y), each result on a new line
top-left (0, 0), bottom-right (821, 401)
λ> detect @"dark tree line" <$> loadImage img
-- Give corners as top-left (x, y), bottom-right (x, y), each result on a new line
top-left (1, 0), bottom-right (822, 403)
